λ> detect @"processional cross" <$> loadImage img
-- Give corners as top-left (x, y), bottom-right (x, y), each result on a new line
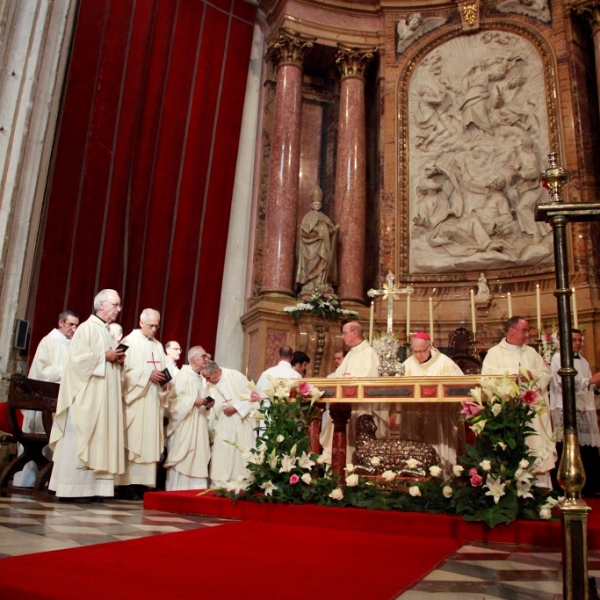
top-left (367, 271), bottom-right (413, 334)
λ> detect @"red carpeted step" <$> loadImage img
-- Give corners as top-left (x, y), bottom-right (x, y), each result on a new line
top-left (0, 520), bottom-right (462, 599)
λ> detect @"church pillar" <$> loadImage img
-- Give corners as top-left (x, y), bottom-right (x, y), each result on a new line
top-left (588, 7), bottom-right (600, 121)
top-left (334, 45), bottom-right (375, 303)
top-left (260, 28), bottom-right (314, 296)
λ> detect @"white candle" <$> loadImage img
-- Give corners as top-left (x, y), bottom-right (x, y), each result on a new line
top-left (369, 301), bottom-right (374, 344)
top-left (470, 289), bottom-right (476, 334)
top-left (572, 287), bottom-right (578, 329)
top-left (536, 284), bottom-right (542, 333)
top-left (507, 292), bottom-right (512, 318)
top-left (406, 294), bottom-right (411, 340)
top-left (429, 297), bottom-right (434, 344)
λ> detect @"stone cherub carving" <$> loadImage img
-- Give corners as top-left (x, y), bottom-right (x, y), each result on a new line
top-left (497, 0), bottom-right (550, 24)
top-left (295, 186), bottom-right (339, 295)
top-left (396, 13), bottom-right (447, 56)
top-left (353, 414), bottom-right (440, 477)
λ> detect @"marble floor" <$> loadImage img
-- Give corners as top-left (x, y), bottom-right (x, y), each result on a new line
top-left (1, 494), bottom-right (599, 599)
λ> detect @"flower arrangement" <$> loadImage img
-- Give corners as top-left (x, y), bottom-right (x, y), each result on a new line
top-left (541, 326), bottom-right (559, 366)
top-left (283, 290), bottom-right (359, 321)
top-left (218, 371), bottom-right (559, 528)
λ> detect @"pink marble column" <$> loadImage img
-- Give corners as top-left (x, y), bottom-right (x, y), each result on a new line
top-left (261, 29), bottom-right (315, 296)
top-left (334, 45), bottom-right (375, 303)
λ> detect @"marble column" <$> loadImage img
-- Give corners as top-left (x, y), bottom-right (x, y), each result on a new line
top-left (260, 28), bottom-right (314, 296)
top-left (589, 6), bottom-right (600, 121)
top-left (334, 44), bottom-right (375, 303)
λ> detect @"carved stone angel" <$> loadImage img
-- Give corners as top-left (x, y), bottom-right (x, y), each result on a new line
top-left (396, 13), bottom-right (447, 56)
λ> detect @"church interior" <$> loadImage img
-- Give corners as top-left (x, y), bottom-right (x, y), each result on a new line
top-left (1, 0), bottom-right (600, 597)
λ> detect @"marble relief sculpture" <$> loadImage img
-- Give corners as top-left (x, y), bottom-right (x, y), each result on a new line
top-left (295, 186), bottom-right (339, 294)
top-left (396, 13), bottom-right (447, 56)
top-left (407, 31), bottom-right (553, 274)
top-left (497, 0), bottom-right (551, 24)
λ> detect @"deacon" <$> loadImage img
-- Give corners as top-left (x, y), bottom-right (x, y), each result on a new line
top-left (550, 329), bottom-right (600, 495)
top-left (256, 345), bottom-right (299, 393)
top-left (49, 290), bottom-right (125, 499)
top-left (202, 359), bottom-right (256, 488)
top-left (401, 332), bottom-right (464, 470)
top-left (482, 316), bottom-right (556, 487)
top-left (117, 309), bottom-right (171, 496)
top-left (165, 346), bottom-right (211, 490)
top-left (164, 340), bottom-right (182, 380)
top-left (15, 310), bottom-right (79, 487)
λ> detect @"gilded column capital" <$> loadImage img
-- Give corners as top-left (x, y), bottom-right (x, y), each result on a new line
top-left (335, 44), bottom-right (377, 80)
top-left (266, 27), bottom-right (315, 69)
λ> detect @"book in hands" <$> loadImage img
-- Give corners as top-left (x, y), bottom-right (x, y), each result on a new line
top-left (159, 368), bottom-right (173, 387)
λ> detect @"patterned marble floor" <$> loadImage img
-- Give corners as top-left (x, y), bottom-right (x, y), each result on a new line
top-left (398, 540), bottom-right (600, 600)
top-left (0, 494), bottom-right (230, 557)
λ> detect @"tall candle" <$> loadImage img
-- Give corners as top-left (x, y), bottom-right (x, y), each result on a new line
top-left (406, 294), bottom-right (411, 340)
top-left (507, 292), bottom-right (512, 318)
top-left (572, 287), bottom-right (578, 329)
top-left (369, 301), bottom-right (374, 344)
top-left (536, 284), bottom-right (542, 333)
top-left (429, 297), bottom-right (434, 344)
top-left (470, 289), bottom-right (476, 334)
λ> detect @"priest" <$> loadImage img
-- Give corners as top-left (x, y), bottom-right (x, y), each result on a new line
top-left (117, 308), bottom-right (171, 496)
top-left (164, 346), bottom-right (211, 490)
top-left (164, 340), bottom-right (182, 380)
top-left (202, 359), bottom-right (256, 488)
top-left (15, 310), bottom-right (79, 488)
top-left (401, 332), bottom-right (464, 470)
top-left (49, 290), bottom-right (126, 500)
top-left (482, 316), bottom-right (556, 487)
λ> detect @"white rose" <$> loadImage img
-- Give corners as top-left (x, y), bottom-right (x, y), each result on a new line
top-left (480, 460), bottom-right (492, 472)
top-left (345, 473), bottom-right (360, 487)
top-left (301, 473), bottom-right (312, 485)
top-left (539, 507), bottom-right (552, 520)
top-left (405, 458), bottom-right (420, 470)
top-left (452, 465), bottom-right (464, 477)
top-left (382, 470), bottom-right (396, 482)
top-left (329, 487), bottom-right (344, 500)
top-left (443, 485), bottom-right (453, 498)
top-left (345, 463), bottom-right (355, 473)
top-left (408, 485), bottom-right (421, 497)
top-left (370, 457), bottom-right (381, 467)
top-left (429, 465), bottom-right (442, 477)
top-left (276, 435), bottom-right (285, 443)
top-left (519, 458), bottom-right (530, 469)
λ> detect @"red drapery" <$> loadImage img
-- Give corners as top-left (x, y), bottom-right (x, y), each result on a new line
top-left (31, 0), bottom-right (256, 356)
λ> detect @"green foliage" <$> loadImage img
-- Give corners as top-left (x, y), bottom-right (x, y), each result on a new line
top-left (282, 290), bottom-right (359, 321)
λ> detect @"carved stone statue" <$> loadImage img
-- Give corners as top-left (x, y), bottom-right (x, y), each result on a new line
top-left (295, 186), bottom-right (339, 294)
top-left (353, 414), bottom-right (440, 477)
top-left (475, 272), bottom-right (491, 302)
top-left (396, 13), bottom-right (447, 56)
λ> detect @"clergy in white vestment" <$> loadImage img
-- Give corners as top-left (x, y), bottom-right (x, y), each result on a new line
top-left (549, 328), bottom-right (600, 495)
top-left (482, 316), bottom-right (557, 488)
top-left (108, 322), bottom-right (123, 342)
top-left (401, 332), bottom-right (464, 471)
top-left (320, 322), bottom-right (381, 463)
top-left (49, 290), bottom-right (126, 499)
top-left (165, 346), bottom-right (212, 490)
top-left (164, 340), bottom-right (182, 380)
top-left (256, 345), bottom-right (300, 394)
top-left (202, 360), bottom-right (256, 488)
top-left (116, 309), bottom-right (171, 490)
top-left (14, 310), bottom-right (80, 488)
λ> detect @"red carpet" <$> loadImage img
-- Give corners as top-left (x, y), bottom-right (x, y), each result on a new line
top-left (0, 520), bottom-right (461, 600)
top-left (145, 490), bottom-right (600, 549)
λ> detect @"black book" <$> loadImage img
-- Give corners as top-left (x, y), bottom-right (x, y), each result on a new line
top-left (159, 368), bottom-right (173, 387)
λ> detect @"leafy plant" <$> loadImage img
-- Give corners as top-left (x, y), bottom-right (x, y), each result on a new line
top-left (283, 290), bottom-right (359, 321)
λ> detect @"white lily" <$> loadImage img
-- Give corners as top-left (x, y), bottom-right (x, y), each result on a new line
top-left (260, 480), bottom-right (278, 496)
top-left (483, 474), bottom-right (506, 504)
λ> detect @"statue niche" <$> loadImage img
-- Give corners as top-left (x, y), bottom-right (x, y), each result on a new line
top-left (295, 186), bottom-right (339, 294)
top-left (406, 31), bottom-right (553, 275)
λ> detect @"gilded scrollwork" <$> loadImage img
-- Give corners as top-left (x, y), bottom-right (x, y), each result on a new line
top-left (335, 44), bottom-right (376, 79)
top-left (267, 27), bottom-right (316, 69)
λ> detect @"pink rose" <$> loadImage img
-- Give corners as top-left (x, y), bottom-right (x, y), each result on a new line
top-left (520, 389), bottom-right (539, 406)
top-left (324, 293), bottom-right (330, 298)
top-left (469, 468), bottom-right (478, 477)
top-left (470, 473), bottom-right (483, 487)
top-left (302, 295), bottom-right (309, 301)
top-left (289, 474), bottom-right (299, 485)
top-left (460, 401), bottom-right (483, 417)
top-left (250, 390), bottom-right (262, 402)
top-left (298, 381), bottom-right (313, 396)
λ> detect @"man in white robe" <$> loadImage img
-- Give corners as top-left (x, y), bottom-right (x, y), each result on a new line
top-left (256, 345), bottom-right (299, 393)
top-left (49, 290), bottom-right (126, 499)
top-left (550, 328), bottom-right (600, 495)
top-left (482, 316), bottom-right (557, 488)
top-left (320, 321), bottom-right (381, 463)
top-left (164, 340), bottom-right (182, 380)
top-left (116, 309), bottom-right (171, 494)
top-left (14, 310), bottom-right (79, 488)
top-left (202, 360), bottom-right (256, 488)
top-left (165, 346), bottom-right (212, 490)
top-left (401, 332), bottom-right (464, 470)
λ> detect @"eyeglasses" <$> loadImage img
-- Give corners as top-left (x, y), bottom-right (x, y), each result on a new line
top-left (143, 323), bottom-right (160, 330)
top-left (103, 301), bottom-right (122, 311)
top-left (171, 348), bottom-right (182, 352)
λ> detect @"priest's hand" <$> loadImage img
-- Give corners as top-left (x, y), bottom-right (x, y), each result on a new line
top-left (149, 369), bottom-right (166, 384)
top-left (195, 397), bottom-right (212, 408)
top-left (590, 372), bottom-right (600, 386)
top-left (106, 348), bottom-right (126, 364)
top-left (223, 406), bottom-right (237, 417)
